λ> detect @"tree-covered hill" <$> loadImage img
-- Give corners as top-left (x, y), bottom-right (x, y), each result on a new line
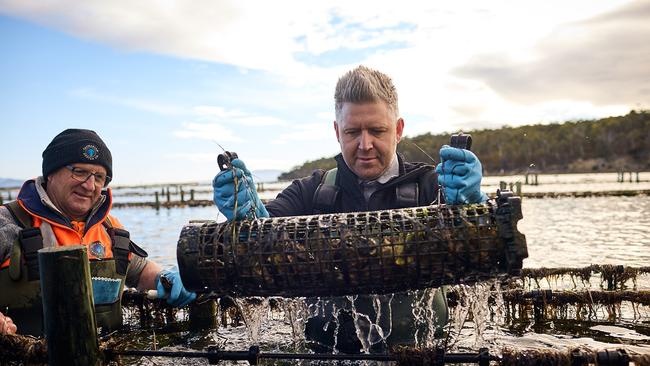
top-left (278, 110), bottom-right (649, 180)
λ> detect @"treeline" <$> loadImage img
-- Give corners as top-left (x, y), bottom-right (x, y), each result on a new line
top-left (279, 110), bottom-right (650, 180)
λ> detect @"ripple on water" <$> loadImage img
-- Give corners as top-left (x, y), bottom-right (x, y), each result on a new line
top-left (109, 195), bottom-right (650, 364)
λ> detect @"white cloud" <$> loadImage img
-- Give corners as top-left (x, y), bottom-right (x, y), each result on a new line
top-left (70, 88), bottom-right (184, 115)
top-left (193, 106), bottom-right (287, 126)
top-left (274, 122), bottom-right (333, 144)
top-left (163, 152), bottom-right (217, 162)
top-left (2, 0), bottom-right (644, 136)
top-left (173, 122), bottom-right (241, 142)
top-left (193, 106), bottom-right (245, 119)
top-left (453, 0), bottom-right (650, 107)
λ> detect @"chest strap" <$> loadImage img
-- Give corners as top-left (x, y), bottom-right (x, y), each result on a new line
top-left (104, 221), bottom-right (132, 276)
top-left (17, 228), bottom-right (43, 281)
top-left (312, 168), bottom-right (421, 213)
top-left (312, 168), bottom-right (339, 214)
top-left (395, 182), bottom-right (419, 208)
top-left (5, 201), bottom-right (42, 281)
top-left (4, 201), bottom-right (143, 280)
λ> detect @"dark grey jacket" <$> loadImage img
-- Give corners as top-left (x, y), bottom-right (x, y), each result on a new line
top-left (266, 153), bottom-right (442, 216)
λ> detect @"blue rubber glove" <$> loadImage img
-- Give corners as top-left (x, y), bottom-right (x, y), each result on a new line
top-left (436, 145), bottom-right (488, 204)
top-left (213, 158), bottom-right (269, 221)
top-left (156, 269), bottom-right (196, 307)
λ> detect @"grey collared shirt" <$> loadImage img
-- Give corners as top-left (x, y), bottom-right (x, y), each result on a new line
top-left (358, 154), bottom-right (399, 201)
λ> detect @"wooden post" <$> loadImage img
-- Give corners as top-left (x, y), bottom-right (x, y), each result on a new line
top-left (166, 187), bottom-right (171, 204)
top-left (534, 174), bottom-right (538, 186)
top-left (0, 193), bottom-right (3, 205)
top-left (180, 188), bottom-right (185, 203)
top-left (161, 186), bottom-right (165, 195)
top-left (629, 171), bottom-right (632, 183)
top-left (190, 189), bottom-right (195, 201)
top-left (515, 182), bottom-right (522, 197)
top-left (38, 246), bottom-right (100, 366)
top-left (525, 174), bottom-right (529, 185)
top-left (7, 191), bottom-right (11, 200)
top-left (189, 299), bottom-right (218, 331)
top-left (499, 181), bottom-right (507, 191)
top-left (637, 172), bottom-right (640, 183)
top-left (154, 191), bottom-right (160, 210)
top-left (508, 182), bottom-right (514, 192)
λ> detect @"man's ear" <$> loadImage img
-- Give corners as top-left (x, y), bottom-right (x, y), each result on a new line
top-left (395, 118), bottom-right (404, 143)
top-left (334, 120), bottom-right (340, 142)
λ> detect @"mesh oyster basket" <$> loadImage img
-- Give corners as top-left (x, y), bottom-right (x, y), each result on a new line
top-left (177, 190), bottom-right (527, 297)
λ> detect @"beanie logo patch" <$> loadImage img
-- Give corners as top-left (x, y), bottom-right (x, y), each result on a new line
top-left (82, 144), bottom-right (100, 160)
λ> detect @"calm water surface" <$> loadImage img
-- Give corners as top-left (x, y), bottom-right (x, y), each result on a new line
top-left (113, 195), bottom-right (650, 270)
top-left (110, 191), bottom-right (650, 364)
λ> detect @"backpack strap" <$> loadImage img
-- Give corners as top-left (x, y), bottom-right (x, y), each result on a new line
top-left (395, 182), bottom-right (419, 208)
top-left (5, 201), bottom-right (33, 229)
top-left (103, 217), bottom-right (148, 276)
top-left (4, 201), bottom-right (43, 281)
top-left (103, 218), bottom-right (131, 276)
top-left (312, 168), bottom-right (339, 214)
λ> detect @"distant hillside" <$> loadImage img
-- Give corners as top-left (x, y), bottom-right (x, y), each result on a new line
top-left (278, 157), bottom-right (337, 181)
top-left (0, 178), bottom-right (23, 188)
top-left (279, 110), bottom-right (650, 180)
top-left (250, 169), bottom-right (283, 183)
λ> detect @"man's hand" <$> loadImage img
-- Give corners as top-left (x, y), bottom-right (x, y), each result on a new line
top-left (0, 311), bottom-right (17, 335)
top-left (155, 269), bottom-right (196, 307)
top-left (436, 145), bottom-right (488, 204)
top-left (213, 158), bottom-right (269, 221)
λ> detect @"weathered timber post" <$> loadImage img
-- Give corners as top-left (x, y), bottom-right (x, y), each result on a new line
top-left (154, 191), bottom-right (160, 210)
top-left (515, 182), bottom-right (522, 197)
top-left (534, 174), bottom-right (538, 185)
top-left (0, 193), bottom-right (3, 205)
top-left (189, 299), bottom-right (218, 331)
top-left (180, 187), bottom-right (185, 203)
top-left (166, 187), bottom-right (171, 204)
top-left (525, 174), bottom-right (529, 185)
top-left (39, 246), bottom-right (100, 366)
top-left (7, 191), bottom-right (11, 200)
top-left (637, 172), bottom-right (640, 183)
top-left (190, 189), bottom-right (195, 201)
top-left (499, 181), bottom-right (507, 191)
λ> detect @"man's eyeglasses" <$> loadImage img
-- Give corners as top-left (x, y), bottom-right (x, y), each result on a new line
top-left (65, 165), bottom-right (111, 187)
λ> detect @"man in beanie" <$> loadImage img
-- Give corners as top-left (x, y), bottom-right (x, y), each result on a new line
top-left (0, 128), bottom-right (196, 335)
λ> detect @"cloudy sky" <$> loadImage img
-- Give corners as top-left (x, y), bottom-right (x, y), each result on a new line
top-left (1, 0), bottom-right (647, 185)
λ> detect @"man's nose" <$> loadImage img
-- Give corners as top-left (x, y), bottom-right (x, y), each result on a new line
top-left (81, 175), bottom-right (97, 190)
top-left (358, 131), bottom-right (373, 150)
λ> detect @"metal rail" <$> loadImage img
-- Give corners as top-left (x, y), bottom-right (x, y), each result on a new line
top-left (107, 346), bottom-right (496, 365)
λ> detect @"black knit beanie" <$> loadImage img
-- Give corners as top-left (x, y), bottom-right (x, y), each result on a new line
top-left (42, 129), bottom-right (113, 181)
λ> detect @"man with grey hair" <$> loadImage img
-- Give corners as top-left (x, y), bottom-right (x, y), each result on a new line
top-left (213, 65), bottom-right (487, 352)
top-left (1, 129), bottom-right (196, 336)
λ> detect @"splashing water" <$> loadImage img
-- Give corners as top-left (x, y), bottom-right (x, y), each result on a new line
top-left (235, 297), bottom-right (268, 343)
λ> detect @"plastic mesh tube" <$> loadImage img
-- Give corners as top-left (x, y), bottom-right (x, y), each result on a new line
top-left (177, 191), bottom-right (527, 298)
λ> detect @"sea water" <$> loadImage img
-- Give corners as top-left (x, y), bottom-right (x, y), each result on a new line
top-left (109, 186), bottom-right (650, 365)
